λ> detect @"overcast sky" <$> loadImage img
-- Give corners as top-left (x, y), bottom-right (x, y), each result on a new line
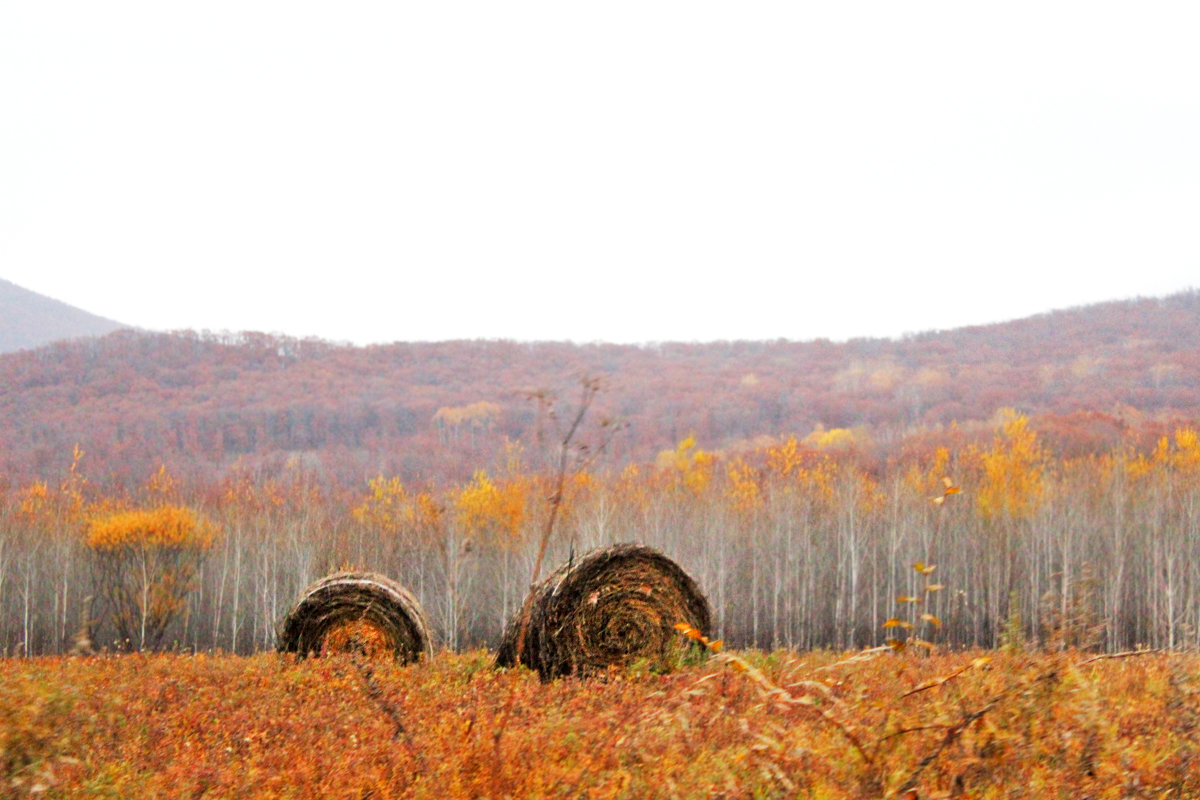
top-left (2, 3), bottom-right (1197, 345)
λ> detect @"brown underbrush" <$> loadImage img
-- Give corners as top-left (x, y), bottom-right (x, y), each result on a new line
top-left (2, 647), bottom-right (1198, 799)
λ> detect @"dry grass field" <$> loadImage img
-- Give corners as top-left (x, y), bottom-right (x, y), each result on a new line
top-left (3, 646), bottom-right (1199, 799)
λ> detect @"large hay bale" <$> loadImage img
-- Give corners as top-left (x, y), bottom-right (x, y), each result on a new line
top-left (495, 543), bottom-right (711, 680)
top-left (277, 571), bottom-right (433, 663)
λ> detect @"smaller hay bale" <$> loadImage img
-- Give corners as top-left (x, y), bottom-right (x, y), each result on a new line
top-left (495, 543), bottom-right (711, 680)
top-left (277, 571), bottom-right (433, 663)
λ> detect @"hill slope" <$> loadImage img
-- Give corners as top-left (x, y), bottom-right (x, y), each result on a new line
top-left (0, 291), bottom-right (1197, 487)
top-left (0, 278), bottom-right (129, 353)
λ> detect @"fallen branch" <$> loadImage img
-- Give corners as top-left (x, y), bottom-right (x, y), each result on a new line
top-left (1077, 648), bottom-right (1163, 666)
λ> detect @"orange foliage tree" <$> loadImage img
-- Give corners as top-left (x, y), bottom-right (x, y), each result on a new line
top-left (85, 505), bottom-right (217, 650)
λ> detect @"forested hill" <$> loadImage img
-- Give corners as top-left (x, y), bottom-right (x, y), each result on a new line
top-left (1, 290), bottom-right (1198, 488)
top-left (0, 278), bottom-right (129, 353)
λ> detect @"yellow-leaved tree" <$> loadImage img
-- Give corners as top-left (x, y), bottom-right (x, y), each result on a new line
top-left (656, 434), bottom-right (715, 495)
top-left (976, 410), bottom-right (1047, 521)
top-left (352, 475), bottom-right (416, 540)
top-left (85, 505), bottom-right (217, 651)
top-left (455, 469), bottom-right (528, 550)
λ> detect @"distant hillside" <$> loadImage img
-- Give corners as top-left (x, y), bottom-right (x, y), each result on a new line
top-left (0, 291), bottom-right (1197, 488)
top-left (0, 278), bottom-right (129, 353)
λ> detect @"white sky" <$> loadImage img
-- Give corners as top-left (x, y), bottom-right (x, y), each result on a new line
top-left (2, 3), bottom-right (1197, 345)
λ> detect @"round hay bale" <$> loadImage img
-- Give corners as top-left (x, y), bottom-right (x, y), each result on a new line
top-left (495, 543), bottom-right (711, 680)
top-left (277, 571), bottom-right (433, 663)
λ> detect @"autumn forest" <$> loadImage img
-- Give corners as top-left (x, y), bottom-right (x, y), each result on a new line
top-left (1, 291), bottom-right (1200, 657)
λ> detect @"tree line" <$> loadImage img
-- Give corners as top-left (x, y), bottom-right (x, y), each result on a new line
top-left (2, 411), bottom-right (1199, 657)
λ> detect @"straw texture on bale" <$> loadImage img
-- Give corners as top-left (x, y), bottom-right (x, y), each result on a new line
top-left (277, 571), bottom-right (433, 663)
top-left (495, 543), bottom-right (711, 680)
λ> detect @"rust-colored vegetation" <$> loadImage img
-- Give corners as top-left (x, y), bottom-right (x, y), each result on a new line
top-left (3, 647), bottom-right (1198, 798)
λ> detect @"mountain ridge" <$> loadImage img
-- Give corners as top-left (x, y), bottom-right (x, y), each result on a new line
top-left (0, 278), bottom-right (129, 353)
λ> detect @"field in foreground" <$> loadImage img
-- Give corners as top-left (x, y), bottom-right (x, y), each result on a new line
top-left (2, 648), bottom-right (1199, 799)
